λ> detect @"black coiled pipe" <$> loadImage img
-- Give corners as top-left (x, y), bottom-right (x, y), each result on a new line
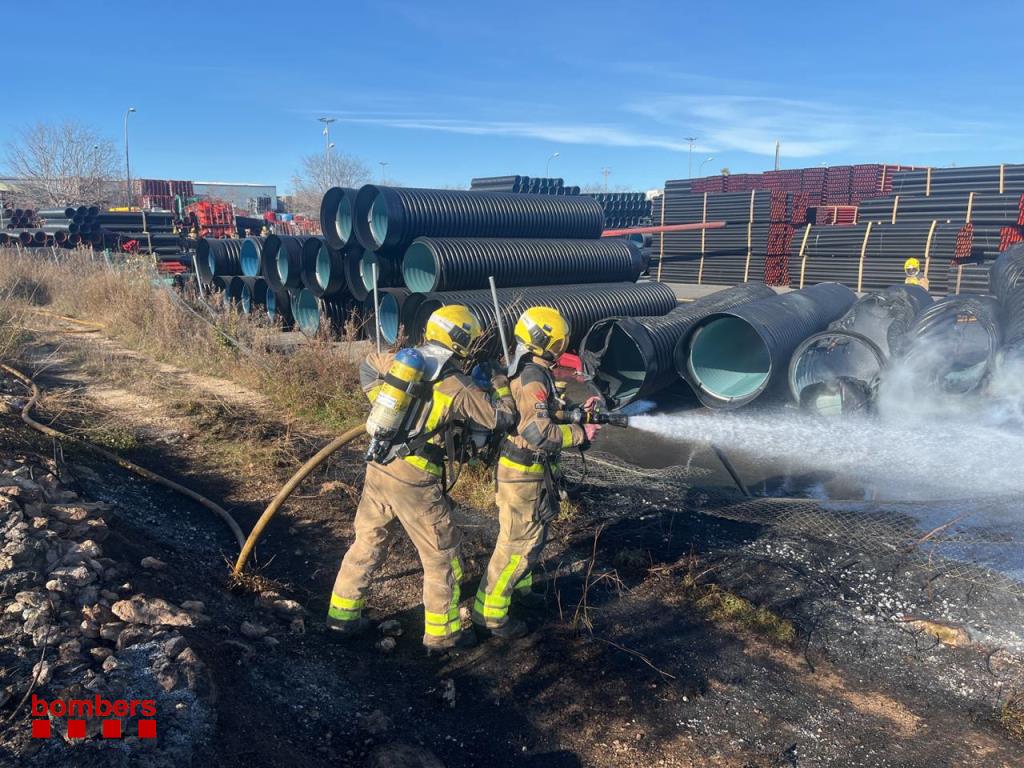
top-left (677, 282), bottom-right (857, 409)
top-left (582, 283), bottom-right (775, 407)
top-left (409, 282), bottom-right (677, 349)
top-left (402, 237), bottom-right (645, 293)
top-left (353, 185), bottom-right (606, 253)
top-left (899, 295), bottom-right (1001, 394)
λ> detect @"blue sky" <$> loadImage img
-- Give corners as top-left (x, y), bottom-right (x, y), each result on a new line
top-left (4, 1), bottom-right (1022, 194)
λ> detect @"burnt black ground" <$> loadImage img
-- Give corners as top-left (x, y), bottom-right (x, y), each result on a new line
top-left (1, 351), bottom-right (1022, 768)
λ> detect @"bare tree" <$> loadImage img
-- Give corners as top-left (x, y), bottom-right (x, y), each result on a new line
top-left (4, 121), bottom-right (121, 206)
top-left (290, 151), bottom-right (371, 217)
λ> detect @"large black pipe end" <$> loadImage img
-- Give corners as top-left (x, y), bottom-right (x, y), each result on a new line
top-left (319, 187), bottom-right (345, 250)
top-left (353, 185), bottom-right (404, 252)
top-left (261, 235), bottom-right (286, 292)
top-left (788, 330), bottom-right (886, 415)
top-left (580, 317), bottom-right (656, 408)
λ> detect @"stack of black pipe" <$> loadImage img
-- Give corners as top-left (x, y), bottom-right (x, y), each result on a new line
top-left (799, 221), bottom-right (968, 295)
top-left (653, 188), bottom-right (774, 286)
top-left (470, 176), bottom-right (578, 194)
top-left (345, 183), bottom-right (691, 348)
top-left (94, 210), bottom-right (179, 255)
top-left (891, 164), bottom-right (1024, 196)
top-left (37, 206), bottom-right (101, 248)
top-left (586, 192), bottom-right (652, 229)
top-left (308, 186), bottom-right (372, 336)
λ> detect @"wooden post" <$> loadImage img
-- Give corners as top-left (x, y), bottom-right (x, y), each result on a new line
top-left (925, 167), bottom-right (932, 197)
top-left (744, 190), bottom-right (755, 283)
top-left (891, 195), bottom-right (900, 225)
top-left (798, 223), bottom-right (812, 289)
top-left (655, 192), bottom-right (667, 282)
top-left (857, 221), bottom-right (874, 293)
top-left (1000, 163), bottom-right (1005, 195)
top-left (923, 220), bottom-right (938, 281)
top-left (697, 192), bottom-right (708, 285)
top-left (965, 191), bottom-right (975, 224)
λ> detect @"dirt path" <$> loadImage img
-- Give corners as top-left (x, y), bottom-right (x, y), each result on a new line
top-left (2, 326), bottom-right (1021, 767)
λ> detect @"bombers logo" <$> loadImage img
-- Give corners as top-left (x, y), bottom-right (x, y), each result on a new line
top-left (30, 694), bottom-right (157, 740)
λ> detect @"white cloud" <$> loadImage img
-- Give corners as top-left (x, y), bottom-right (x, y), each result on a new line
top-left (626, 93), bottom-right (991, 159)
top-left (322, 113), bottom-right (702, 153)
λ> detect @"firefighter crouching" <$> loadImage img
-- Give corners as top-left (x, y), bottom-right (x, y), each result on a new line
top-left (904, 257), bottom-right (930, 290)
top-left (328, 305), bottom-right (516, 652)
top-left (473, 307), bottom-right (599, 639)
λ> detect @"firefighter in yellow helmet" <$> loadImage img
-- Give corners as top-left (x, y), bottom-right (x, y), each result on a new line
top-left (473, 306), bottom-right (596, 639)
top-left (328, 305), bottom-right (515, 652)
top-left (904, 257), bottom-right (929, 290)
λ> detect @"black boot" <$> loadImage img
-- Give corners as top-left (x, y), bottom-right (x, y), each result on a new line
top-left (425, 628), bottom-right (478, 656)
top-left (479, 618), bottom-right (529, 641)
top-left (326, 616), bottom-right (371, 639)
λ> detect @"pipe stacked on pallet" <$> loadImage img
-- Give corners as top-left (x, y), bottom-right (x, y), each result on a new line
top-left (689, 163), bottom-right (920, 205)
top-left (469, 175), bottom-right (580, 195)
top-left (795, 221), bottom-right (970, 295)
top-left (650, 185), bottom-right (788, 286)
top-left (585, 192), bottom-right (652, 229)
top-left (343, 183), bottom-right (677, 349)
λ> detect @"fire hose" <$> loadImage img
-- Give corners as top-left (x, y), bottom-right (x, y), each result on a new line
top-left (0, 362), bottom-right (247, 549)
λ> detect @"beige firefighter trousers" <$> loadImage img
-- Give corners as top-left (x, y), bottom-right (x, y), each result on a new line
top-left (472, 473), bottom-right (549, 628)
top-left (329, 461), bottom-right (466, 647)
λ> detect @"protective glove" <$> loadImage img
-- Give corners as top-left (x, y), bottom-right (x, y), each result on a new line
top-left (583, 423), bottom-right (601, 443)
top-left (582, 395), bottom-right (604, 413)
top-left (491, 373), bottom-right (511, 400)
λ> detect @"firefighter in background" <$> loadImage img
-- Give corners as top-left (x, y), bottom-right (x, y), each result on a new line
top-left (904, 257), bottom-right (929, 289)
top-left (473, 306), bottom-right (598, 639)
top-left (328, 305), bottom-right (516, 652)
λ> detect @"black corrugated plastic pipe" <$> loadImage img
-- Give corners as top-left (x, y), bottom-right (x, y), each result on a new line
top-left (899, 295), bottom-right (1001, 394)
top-left (353, 185), bottom-right (605, 253)
top-left (240, 277), bottom-right (268, 315)
top-left (788, 284), bottom-right (933, 414)
top-left (343, 242), bottom-right (369, 301)
top-left (240, 237), bottom-right (269, 277)
top-left (377, 288), bottom-right (412, 343)
top-left (275, 235), bottom-right (312, 289)
top-left (581, 283), bottom-right (775, 407)
top-left (301, 238), bottom-right (345, 298)
top-left (319, 187), bottom-right (344, 250)
top-left (402, 237), bottom-right (645, 293)
top-left (677, 282), bottom-right (857, 409)
top-left (292, 288), bottom-right (356, 337)
top-left (410, 282), bottom-right (677, 349)
top-left (198, 238), bottom-right (244, 280)
top-left (266, 288), bottom-right (295, 331)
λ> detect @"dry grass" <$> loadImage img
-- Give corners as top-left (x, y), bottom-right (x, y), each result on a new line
top-left (0, 247), bottom-right (366, 432)
top-left (1002, 690), bottom-right (1024, 741)
top-left (450, 460), bottom-right (496, 512)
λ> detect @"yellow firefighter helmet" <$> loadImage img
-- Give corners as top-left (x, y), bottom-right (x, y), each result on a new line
top-left (423, 305), bottom-right (481, 358)
top-left (904, 257), bottom-right (921, 273)
top-left (513, 306), bottom-right (570, 361)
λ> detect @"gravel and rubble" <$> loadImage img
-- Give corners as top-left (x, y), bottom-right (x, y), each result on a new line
top-left (0, 454), bottom-right (215, 767)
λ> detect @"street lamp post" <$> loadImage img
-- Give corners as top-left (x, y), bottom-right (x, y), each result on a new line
top-left (684, 136), bottom-right (698, 178)
top-left (545, 151), bottom-right (560, 177)
top-left (379, 161), bottom-right (389, 182)
top-left (319, 117), bottom-right (336, 175)
top-left (699, 156), bottom-right (715, 177)
top-left (123, 107), bottom-right (136, 208)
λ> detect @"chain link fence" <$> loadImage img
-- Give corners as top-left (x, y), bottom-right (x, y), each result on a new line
top-left (564, 449), bottom-right (1024, 601)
